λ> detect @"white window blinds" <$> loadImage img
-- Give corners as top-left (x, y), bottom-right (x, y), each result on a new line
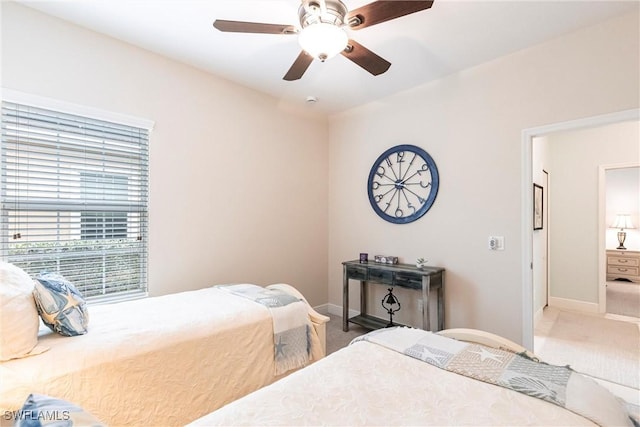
top-left (1, 100), bottom-right (149, 301)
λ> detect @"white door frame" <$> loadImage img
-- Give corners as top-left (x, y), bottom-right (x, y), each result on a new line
top-left (520, 108), bottom-right (639, 350)
top-left (543, 169), bottom-right (550, 309)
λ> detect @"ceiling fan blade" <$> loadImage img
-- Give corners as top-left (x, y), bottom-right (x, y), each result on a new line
top-left (283, 51), bottom-right (314, 81)
top-left (347, 1), bottom-right (434, 30)
top-left (341, 39), bottom-right (391, 76)
top-left (213, 20), bottom-right (298, 35)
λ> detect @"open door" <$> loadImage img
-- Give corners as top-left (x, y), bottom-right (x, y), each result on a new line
top-left (532, 136), bottom-right (550, 325)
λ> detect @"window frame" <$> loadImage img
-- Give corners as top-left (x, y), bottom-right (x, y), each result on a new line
top-left (0, 89), bottom-right (154, 303)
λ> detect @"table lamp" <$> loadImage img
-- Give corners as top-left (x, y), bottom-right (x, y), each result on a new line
top-left (611, 214), bottom-right (635, 250)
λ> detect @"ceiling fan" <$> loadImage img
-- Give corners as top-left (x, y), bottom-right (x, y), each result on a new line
top-left (213, 0), bottom-right (434, 81)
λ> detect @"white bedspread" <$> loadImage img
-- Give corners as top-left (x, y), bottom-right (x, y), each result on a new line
top-left (0, 286), bottom-right (324, 426)
top-left (215, 284), bottom-right (312, 375)
top-left (189, 339), bottom-right (621, 426)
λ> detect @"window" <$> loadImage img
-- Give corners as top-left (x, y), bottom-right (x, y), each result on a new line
top-left (80, 173), bottom-right (128, 240)
top-left (1, 99), bottom-right (150, 301)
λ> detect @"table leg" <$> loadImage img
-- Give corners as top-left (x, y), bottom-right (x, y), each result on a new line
top-left (422, 275), bottom-right (431, 331)
top-left (343, 265), bottom-right (349, 332)
top-left (360, 280), bottom-right (367, 320)
top-left (438, 278), bottom-right (444, 331)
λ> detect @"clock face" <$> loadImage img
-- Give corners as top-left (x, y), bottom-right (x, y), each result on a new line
top-left (367, 144), bottom-right (439, 224)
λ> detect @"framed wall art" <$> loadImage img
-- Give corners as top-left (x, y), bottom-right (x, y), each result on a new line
top-left (533, 183), bottom-right (543, 230)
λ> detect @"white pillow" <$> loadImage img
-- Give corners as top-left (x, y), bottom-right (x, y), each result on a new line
top-left (0, 262), bottom-right (47, 361)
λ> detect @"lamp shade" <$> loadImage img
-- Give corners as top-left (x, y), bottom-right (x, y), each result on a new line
top-left (611, 214), bottom-right (635, 230)
top-left (298, 23), bottom-right (348, 61)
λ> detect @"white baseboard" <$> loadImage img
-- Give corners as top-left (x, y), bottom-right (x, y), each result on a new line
top-left (313, 303), bottom-right (330, 315)
top-left (548, 296), bottom-right (599, 314)
top-left (326, 303), bottom-right (359, 319)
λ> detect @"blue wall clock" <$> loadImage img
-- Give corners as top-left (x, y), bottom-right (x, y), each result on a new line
top-left (367, 144), bottom-right (439, 224)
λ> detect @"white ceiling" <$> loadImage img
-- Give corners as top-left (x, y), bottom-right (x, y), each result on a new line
top-left (16, 0), bottom-right (639, 115)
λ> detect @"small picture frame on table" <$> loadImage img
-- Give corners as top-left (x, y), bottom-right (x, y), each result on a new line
top-left (359, 253), bottom-right (368, 263)
top-left (533, 183), bottom-right (543, 230)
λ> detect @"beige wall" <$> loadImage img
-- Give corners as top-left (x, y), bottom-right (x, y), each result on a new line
top-left (1, 3), bottom-right (330, 305)
top-left (327, 11), bottom-right (639, 342)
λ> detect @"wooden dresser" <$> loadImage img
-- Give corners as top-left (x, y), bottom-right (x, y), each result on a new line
top-left (606, 250), bottom-right (640, 283)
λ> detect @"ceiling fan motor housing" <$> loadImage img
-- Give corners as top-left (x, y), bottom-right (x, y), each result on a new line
top-left (298, 0), bottom-right (349, 61)
top-left (299, 0), bottom-right (348, 27)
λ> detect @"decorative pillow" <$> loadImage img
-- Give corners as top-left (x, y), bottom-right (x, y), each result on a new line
top-left (33, 273), bottom-right (89, 336)
top-left (14, 393), bottom-right (106, 427)
top-left (0, 262), bottom-right (46, 361)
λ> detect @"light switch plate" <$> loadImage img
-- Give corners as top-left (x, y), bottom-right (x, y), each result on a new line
top-left (489, 236), bottom-right (505, 250)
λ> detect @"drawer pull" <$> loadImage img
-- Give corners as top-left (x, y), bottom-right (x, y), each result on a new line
top-left (618, 268), bottom-right (628, 272)
top-left (618, 259), bottom-right (629, 263)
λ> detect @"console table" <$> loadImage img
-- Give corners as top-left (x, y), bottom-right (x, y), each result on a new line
top-left (342, 260), bottom-right (445, 332)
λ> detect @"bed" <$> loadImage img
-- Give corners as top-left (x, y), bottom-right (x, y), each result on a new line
top-left (0, 283), bottom-right (328, 426)
top-left (188, 327), bottom-right (635, 427)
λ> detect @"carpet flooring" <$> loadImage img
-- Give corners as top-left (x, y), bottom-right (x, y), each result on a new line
top-left (607, 281), bottom-right (640, 318)
top-left (325, 313), bottom-right (368, 355)
top-left (535, 308), bottom-right (640, 389)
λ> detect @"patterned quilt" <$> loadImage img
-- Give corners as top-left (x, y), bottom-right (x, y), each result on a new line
top-left (216, 284), bottom-right (311, 375)
top-left (353, 327), bottom-right (634, 427)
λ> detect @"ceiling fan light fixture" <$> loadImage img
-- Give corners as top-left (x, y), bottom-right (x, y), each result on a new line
top-left (298, 23), bottom-right (348, 61)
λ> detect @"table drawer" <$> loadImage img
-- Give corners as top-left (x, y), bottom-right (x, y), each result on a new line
top-left (607, 265), bottom-right (640, 276)
top-left (368, 268), bottom-right (393, 284)
top-left (394, 273), bottom-right (422, 290)
top-left (607, 257), bottom-right (640, 267)
top-left (346, 265), bottom-right (367, 281)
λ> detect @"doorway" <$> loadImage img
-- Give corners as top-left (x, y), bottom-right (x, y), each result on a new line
top-left (521, 108), bottom-right (640, 350)
top-left (602, 164), bottom-right (640, 318)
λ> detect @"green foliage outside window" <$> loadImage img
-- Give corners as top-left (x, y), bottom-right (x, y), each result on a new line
top-left (8, 239), bottom-right (145, 298)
